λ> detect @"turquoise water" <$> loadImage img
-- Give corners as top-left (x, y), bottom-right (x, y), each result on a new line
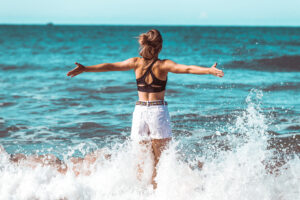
top-left (0, 25), bottom-right (299, 199)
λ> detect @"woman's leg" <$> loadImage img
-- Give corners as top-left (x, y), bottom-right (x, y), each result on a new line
top-left (136, 140), bottom-right (152, 181)
top-left (151, 138), bottom-right (171, 189)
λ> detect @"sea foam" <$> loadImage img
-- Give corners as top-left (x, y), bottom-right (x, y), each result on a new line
top-left (0, 90), bottom-right (299, 200)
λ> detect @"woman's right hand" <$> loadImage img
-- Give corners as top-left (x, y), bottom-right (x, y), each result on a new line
top-left (67, 62), bottom-right (86, 78)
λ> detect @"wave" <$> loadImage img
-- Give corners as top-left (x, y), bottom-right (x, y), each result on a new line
top-left (0, 102), bottom-right (15, 107)
top-left (0, 123), bottom-right (29, 138)
top-left (2, 55), bottom-right (300, 73)
top-left (67, 86), bottom-right (135, 94)
top-left (79, 110), bottom-right (109, 116)
top-left (268, 133), bottom-right (300, 154)
top-left (225, 55), bottom-right (300, 71)
top-left (0, 89), bottom-right (299, 200)
top-left (286, 125), bottom-right (300, 130)
top-left (262, 82), bottom-right (300, 91)
top-left (0, 64), bottom-right (39, 71)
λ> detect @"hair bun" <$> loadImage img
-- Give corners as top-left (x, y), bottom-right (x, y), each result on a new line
top-left (138, 29), bottom-right (163, 59)
top-left (139, 34), bottom-right (150, 46)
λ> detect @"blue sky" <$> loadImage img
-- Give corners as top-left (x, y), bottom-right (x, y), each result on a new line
top-left (1, 0), bottom-right (300, 26)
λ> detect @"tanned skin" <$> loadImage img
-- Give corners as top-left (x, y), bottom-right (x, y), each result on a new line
top-left (67, 57), bottom-right (224, 189)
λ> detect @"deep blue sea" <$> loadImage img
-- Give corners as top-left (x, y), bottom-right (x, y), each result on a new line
top-left (0, 25), bottom-right (299, 199)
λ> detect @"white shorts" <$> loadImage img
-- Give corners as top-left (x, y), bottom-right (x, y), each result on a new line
top-left (130, 102), bottom-right (172, 141)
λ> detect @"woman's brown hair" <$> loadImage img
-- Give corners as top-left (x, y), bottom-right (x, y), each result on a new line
top-left (138, 29), bottom-right (163, 60)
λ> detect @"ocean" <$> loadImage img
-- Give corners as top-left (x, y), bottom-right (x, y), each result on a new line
top-left (0, 25), bottom-right (299, 199)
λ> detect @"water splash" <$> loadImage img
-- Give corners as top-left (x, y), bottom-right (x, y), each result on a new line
top-left (0, 90), bottom-right (299, 200)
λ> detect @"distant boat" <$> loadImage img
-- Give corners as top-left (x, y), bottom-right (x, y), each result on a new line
top-left (46, 22), bottom-right (54, 26)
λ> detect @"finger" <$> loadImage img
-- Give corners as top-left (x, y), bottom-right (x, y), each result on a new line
top-left (73, 71), bottom-right (81, 77)
top-left (67, 70), bottom-right (75, 76)
top-left (67, 71), bottom-right (73, 76)
top-left (73, 68), bottom-right (80, 73)
top-left (71, 72), bottom-right (78, 77)
top-left (75, 62), bottom-right (83, 67)
top-left (69, 69), bottom-right (78, 76)
top-left (75, 62), bottom-right (81, 67)
top-left (212, 62), bottom-right (217, 68)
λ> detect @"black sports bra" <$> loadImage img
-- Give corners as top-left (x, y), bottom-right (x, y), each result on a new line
top-left (136, 59), bottom-right (167, 93)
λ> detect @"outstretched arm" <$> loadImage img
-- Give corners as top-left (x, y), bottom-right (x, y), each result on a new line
top-left (67, 58), bottom-right (136, 78)
top-left (163, 60), bottom-right (224, 77)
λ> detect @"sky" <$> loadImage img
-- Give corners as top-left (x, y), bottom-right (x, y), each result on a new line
top-left (1, 0), bottom-right (300, 26)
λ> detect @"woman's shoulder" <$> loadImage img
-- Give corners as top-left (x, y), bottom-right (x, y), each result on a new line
top-left (158, 58), bottom-right (174, 64)
top-left (123, 57), bottom-right (140, 68)
top-left (158, 59), bottom-right (176, 67)
top-left (127, 57), bottom-right (140, 62)
top-left (130, 57), bottom-right (143, 64)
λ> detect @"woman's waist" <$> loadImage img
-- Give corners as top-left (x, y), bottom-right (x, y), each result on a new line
top-left (138, 90), bottom-right (165, 101)
top-left (136, 100), bottom-right (168, 106)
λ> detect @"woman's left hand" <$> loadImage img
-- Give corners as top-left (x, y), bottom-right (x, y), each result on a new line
top-left (209, 63), bottom-right (224, 77)
top-left (67, 62), bottom-right (86, 78)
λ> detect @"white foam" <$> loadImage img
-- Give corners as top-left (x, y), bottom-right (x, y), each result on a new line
top-left (0, 90), bottom-right (299, 200)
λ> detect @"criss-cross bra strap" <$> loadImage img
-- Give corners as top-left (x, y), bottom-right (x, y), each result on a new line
top-left (137, 59), bottom-right (157, 82)
top-left (136, 59), bottom-right (167, 93)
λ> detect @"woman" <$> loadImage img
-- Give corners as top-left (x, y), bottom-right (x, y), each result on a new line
top-left (67, 29), bottom-right (224, 188)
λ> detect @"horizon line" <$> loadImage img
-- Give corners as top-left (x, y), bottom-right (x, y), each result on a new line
top-left (1, 23), bottom-right (300, 28)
